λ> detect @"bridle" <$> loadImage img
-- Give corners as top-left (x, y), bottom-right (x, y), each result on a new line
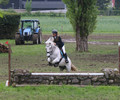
top-left (46, 45), bottom-right (54, 58)
top-left (46, 43), bottom-right (64, 66)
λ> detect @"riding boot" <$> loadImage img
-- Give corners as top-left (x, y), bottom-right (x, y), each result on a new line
top-left (64, 53), bottom-right (69, 63)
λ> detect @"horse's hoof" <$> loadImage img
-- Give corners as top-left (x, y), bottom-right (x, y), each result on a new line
top-left (54, 64), bottom-right (58, 67)
top-left (49, 62), bottom-right (53, 66)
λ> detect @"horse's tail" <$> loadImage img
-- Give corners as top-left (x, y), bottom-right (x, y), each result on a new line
top-left (71, 63), bottom-right (77, 71)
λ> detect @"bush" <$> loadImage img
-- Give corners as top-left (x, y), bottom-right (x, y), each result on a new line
top-left (21, 12), bottom-right (65, 17)
top-left (0, 12), bottom-right (21, 39)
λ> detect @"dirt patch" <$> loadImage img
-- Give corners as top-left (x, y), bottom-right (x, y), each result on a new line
top-left (43, 34), bottom-right (119, 45)
top-left (89, 34), bottom-right (120, 40)
top-left (92, 54), bottom-right (117, 63)
top-left (43, 34), bottom-right (120, 40)
top-left (42, 34), bottom-right (74, 41)
top-left (75, 54), bottom-right (117, 63)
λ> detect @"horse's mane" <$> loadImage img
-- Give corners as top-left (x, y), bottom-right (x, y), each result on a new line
top-left (45, 37), bottom-right (55, 46)
top-left (46, 37), bottom-right (54, 42)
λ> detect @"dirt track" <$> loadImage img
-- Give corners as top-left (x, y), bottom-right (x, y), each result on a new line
top-left (43, 34), bottom-right (120, 45)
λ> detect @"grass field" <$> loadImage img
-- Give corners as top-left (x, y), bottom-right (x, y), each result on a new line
top-left (1, 16), bottom-right (120, 100)
top-left (0, 83), bottom-right (120, 100)
top-left (21, 16), bottom-right (120, 34)
top-left (0, 35), bottom-right (118, 83)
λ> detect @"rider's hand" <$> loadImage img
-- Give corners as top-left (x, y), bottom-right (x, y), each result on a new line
top-left (54, 43), bottom-right (56, 45)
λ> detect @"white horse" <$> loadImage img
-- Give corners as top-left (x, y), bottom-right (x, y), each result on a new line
top-left (45, 37), bottom-right (77, 72)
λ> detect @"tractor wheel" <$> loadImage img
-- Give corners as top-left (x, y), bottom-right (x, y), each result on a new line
top-left (21, 40), bottom-right (25, 45)
top-left (38, 30), bottom-right (42, 44)
top-left (33, 34), bottom-right (38, 44)
top-left (15, 34), bottom-right (21, 45)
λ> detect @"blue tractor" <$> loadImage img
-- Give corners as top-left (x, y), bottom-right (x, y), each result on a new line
top-left (15, 19), bottom-right (42, 45)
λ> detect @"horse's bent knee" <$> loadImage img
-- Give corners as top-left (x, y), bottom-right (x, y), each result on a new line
top-left (47, 58), bottom-right (51, 62)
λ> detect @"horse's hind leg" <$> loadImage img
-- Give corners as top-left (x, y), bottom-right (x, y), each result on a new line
top-left (66, 64), bottom-right (71, 72)
top-left (59, 66), bottom-right (66, 71)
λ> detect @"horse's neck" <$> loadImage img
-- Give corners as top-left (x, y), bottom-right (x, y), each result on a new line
top-left (52, 45), bottom-right (61, 57)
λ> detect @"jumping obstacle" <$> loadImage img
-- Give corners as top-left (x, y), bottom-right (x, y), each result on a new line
top-left (9, 68), bottom-right (120, 86)
top-left (0, 43), bottom-right (9, 53)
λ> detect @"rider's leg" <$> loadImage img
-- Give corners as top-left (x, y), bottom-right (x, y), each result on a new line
top-left (62, 46), bottom-right (69, 63)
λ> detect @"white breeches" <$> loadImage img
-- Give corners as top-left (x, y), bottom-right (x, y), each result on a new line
top-left (62, 45), bottom-right (66, 54)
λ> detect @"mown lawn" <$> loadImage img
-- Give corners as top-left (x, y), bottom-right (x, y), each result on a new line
top-left (0, 83), bottom-right (120, 100)
top-left (21, 16), bottom-right (120, 34)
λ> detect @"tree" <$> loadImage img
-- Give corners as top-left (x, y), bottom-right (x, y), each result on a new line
top-left (96, 0), bottom-right (111, 10)
top-left (0, 0), bottom-right (9, 5)
top-left (25, 0), bottom-right (32, 14)
top-left (63, 0), bottom-right (97, 52)
top-left (0, 0), bottom-right (9, 18)
top-left (115, 0), bottom-right (120, 10)
top-left (0, 11), bottom-right (3, 18)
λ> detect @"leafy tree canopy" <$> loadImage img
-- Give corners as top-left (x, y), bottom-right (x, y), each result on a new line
top-left (0, 0), bottom-right (9, 5)
top-left (0, 0), bottom-right (9, 18)
top-left (115, 0), bottom-right (120, 10)
top-left (96, 0), bottom-right (111, 10)
top-left (63, 0), bottom-right (97, 51)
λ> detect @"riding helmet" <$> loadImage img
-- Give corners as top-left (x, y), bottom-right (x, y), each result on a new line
top-left (52, 29), bottom-right (58, 34)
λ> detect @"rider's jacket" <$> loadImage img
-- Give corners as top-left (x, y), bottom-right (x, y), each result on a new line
top-left (53, 36), bottom-right (64, 49)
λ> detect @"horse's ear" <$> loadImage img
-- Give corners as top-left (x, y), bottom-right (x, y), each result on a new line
top-left (49, 37), bottom-right (54, 41)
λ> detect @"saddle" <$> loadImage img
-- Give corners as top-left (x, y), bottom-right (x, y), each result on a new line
top-left (60, 49), bottom-right (65, 58)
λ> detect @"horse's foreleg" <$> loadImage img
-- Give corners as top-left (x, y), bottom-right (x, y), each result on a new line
top-left (47, 58), bottom-right (51, 62)
top-left (52, 57), bottom-right (60, 64)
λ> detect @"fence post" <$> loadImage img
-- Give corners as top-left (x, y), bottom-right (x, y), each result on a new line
top-left (8, 44), bottom-right (11, 86)
top-left (6, 42), bottom-right (11, 86)
top-left (118, 42), bottom-right (120, 73)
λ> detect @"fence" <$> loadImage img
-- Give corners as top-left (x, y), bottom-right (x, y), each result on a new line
top-left (98, 10), bottom-right (120, 16)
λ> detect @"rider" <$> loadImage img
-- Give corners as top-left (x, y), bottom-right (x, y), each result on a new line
top-left (52, 29), bottom-right (69, 63)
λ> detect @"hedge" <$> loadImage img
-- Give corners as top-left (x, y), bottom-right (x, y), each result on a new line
top-left (98, 10), bottom-right (120, 16)
top-left (21, 12), bottom-right (66, 17)
top-left (0, 12), bottom-right (21, 39)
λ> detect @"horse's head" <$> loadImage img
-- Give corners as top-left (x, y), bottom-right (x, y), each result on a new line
top-left (45, 37), bottom-right (55, 47)
top-left (45, 37), bottom-right (55, 57)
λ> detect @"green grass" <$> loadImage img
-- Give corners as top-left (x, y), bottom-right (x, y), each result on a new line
top-left (95, 16), bottom-right (120, 33)
top-left (0, 37), bottom-right (118, 83)
top-left (1, 16), bottom-right (120, 99)
top-left (21, 16), bottom-right (120, 34)
top-left (22, 16), bottom-right (73, 34)
top-left (0, 83), bottom-right (120, 100)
